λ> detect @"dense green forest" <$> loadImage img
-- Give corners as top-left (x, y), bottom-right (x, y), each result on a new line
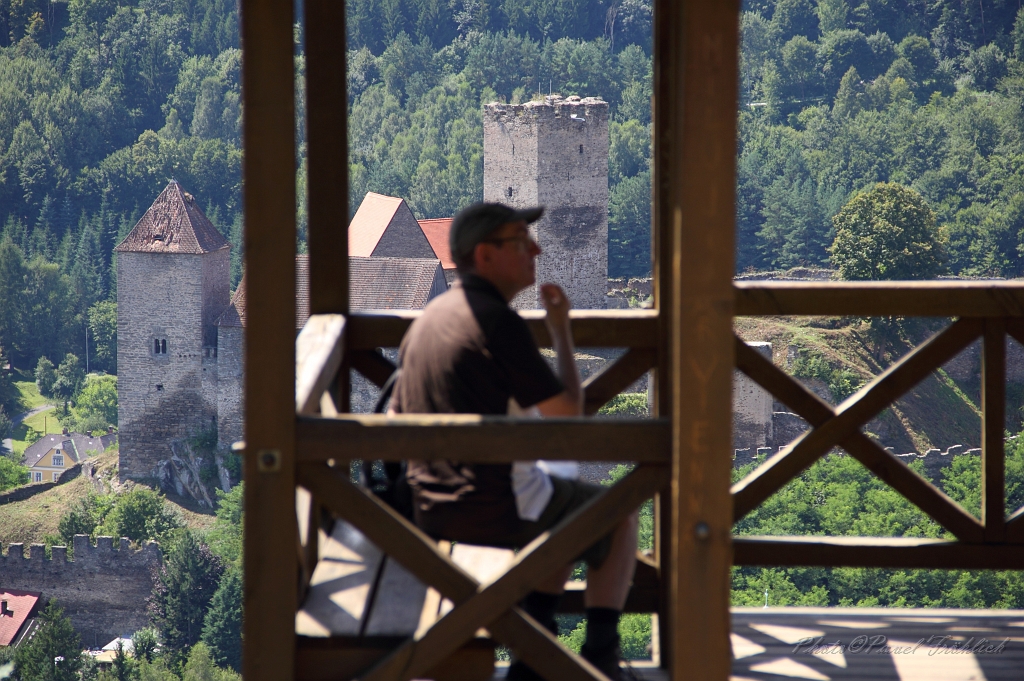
top-left (3, 0), bottom-right (1024, 374)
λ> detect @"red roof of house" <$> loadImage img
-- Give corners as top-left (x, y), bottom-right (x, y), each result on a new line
top-left (348, 193), bottom-right (405, 257)
top-left (417, 219), bottom-right (455, 270)
top-left (0, 589), bottom-right (40, 646)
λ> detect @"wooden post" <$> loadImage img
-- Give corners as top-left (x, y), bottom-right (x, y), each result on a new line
top-left (305, 0), bottom-right (350, 414)
top-left (240, 0), bottom-right (298, 678)
top-left (665, 1), bottom-right (740, 679)
top-left (983, 318), bottom-right (1006, 542)
top-left (305, 0), bottom-right (349, 316)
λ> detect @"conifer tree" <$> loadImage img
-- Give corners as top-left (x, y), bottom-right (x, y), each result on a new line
top-left (13, 601), bottom-right (83, 681)
top-left (201, 568), bottom-right (242, 672)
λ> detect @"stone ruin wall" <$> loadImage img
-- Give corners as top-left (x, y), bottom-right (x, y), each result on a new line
top-left (732, 342), bottom-right (774, 451)
top-left (0, 536), bottom-right (161, 648)
top-left (484, 97), bottom-right (609, 311)
top-left (117, 251), bottom-right (225, 482)
top-left (216, 325), bottom-right (245, 451)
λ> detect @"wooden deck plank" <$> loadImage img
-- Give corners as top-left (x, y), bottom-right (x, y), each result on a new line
top-left (296, 521), bottom-right (384, 637)
top-left (362, 556), bottom-right (429, 637)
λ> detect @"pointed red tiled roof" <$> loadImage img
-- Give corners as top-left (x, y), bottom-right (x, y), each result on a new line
top-left (114, 181), bottom-right (230, 254)
top-left (417, 218), bottom-right (455, 270)
top-left (216, 274), bottom-right (247, 328)
top-left (0, 589), bottom-right (41, 647)
top-left (348, 193), bottom-right (405, 256)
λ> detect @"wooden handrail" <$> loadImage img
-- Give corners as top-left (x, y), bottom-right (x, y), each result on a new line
top-left (345, 308), bottom-right (659, 349)
top-left (295, 414), bottom-right (670, 463)
top-left (295, 314), bottom-right (345, 414)
top-left (735, 280), bottom-right (1024, 317)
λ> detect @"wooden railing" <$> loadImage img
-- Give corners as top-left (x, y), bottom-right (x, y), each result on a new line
top-left (733, 281), bottom-right (1024, 569)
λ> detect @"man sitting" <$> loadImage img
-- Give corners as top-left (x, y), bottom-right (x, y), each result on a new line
top-left (392, 202), bottom-right (640, 680)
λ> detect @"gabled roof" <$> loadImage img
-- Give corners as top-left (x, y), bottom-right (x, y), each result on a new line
top-left (68, 432), bottom-right (116, 461)
top-left (219, 255), bottom-right (447, 329)
top-left (417, 219), bottom-right (455, 270)
top-left (349, 257), bottom-right (447, 310)
top-left (216, 274), bottom-right (247, 329)
top-left (349, 193), bottom-right (405, 257)
top-left (22, 434), bottom-right (73, 468)
top-left (114, 181), bottom-right (230, 254)
top-left (0, 589), bottom-right (41, 647)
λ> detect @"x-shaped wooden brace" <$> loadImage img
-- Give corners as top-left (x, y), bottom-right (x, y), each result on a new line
top-left (732, 318), bottom-right (992, 541)
top-left (297, 462), bottom-right (666, 681)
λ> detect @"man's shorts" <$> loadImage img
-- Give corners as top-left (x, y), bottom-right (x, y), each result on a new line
top-left (417, 477), bottom-right (614, 570)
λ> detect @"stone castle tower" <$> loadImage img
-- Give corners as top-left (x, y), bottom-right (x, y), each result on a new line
top-left (114, 181), bottom-right (230, 482)
top-left (483, 95), bottom-right (609, 309)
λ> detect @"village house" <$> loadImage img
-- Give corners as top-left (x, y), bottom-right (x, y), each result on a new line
top-left (21, 429), bottom-right (116, 483)
top-left (0, 589), bottom-right (42, 648)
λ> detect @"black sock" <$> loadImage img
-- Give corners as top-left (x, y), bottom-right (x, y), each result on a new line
top-left (521, 591), bottom-right (562, 635)
top-left (584, 607), bottom-right (621, 652)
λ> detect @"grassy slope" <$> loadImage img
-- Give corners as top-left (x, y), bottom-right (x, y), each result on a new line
top-left (0, 448), bottom-right (215, 547)
top-left (735, 316), bottom-right (982, 453)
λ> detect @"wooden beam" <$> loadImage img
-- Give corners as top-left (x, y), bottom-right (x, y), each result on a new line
top-left (305, 0), bottom-right (348, 316)
top-left (296, 314), bottom-right (345, 414)
top-left (582, 348), bottom-right (657, 415)
top-left (358, 465), bottom-right (667, 681)
top-left (239, 0), bottom-right (297, 676)
top-left (733, 536), bottom-right (1024, 569)
top-left (560, 554), bottom-right (661, 613)
top-left (349, 349), bottom-right (397, 389)
top-left (345, 309), bottom-right (659, 350)
top-left (734, 338), bottom-right (985, 542)
top-left (662, 2), bottom-right (740, 680)
top-left (732, 319), bottom-right (982, 519)
top-left (296, 415), bottom-right (671, 463)
top-left (735, 281), bottom-right (1024, 317)
top-left (298, 466), bottom-right (609, 681)
top-left (295, 637), bottom-right (495, 681)
top-left (983, 318), bottom-right (1007, 542)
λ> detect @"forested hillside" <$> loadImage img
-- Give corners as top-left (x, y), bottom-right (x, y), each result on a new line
top-left (2, 0), bottom-right (1024, 372)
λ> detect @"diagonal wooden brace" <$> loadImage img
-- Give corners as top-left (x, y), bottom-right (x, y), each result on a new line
top-left (582, 348), bottom-right (658, 415)
top-left (732, 319), bottom-right (983, 518)
top-left (296, 465), bottom-right (617, 681)
top-left (734, 337), bottom-right (985, 541)
top-left (352, 464), bottom-right (667, 681)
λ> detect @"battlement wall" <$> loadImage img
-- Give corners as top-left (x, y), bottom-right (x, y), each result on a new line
top-left (0, 536), bottom-right (160, 647)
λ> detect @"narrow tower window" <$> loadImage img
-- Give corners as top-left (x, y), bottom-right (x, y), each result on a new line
top-left (579, 144), bottom-right (583, 154)
top-left (153, 338), bottom-right (167, 355)
top-left (506, 186), bottom-right (513, 199)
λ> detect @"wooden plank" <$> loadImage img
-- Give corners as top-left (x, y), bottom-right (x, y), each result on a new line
top-left (349, 349), bottom-right (397, 389)
top-left (660, 1), bottom-right (742, 680)
top-left (305, 0), bottom-right (348, 316)
top-left (362, 556), bottom-right (429, 637)
top-left (582, 348), bottom-right (658, 415)
top-left (1005, 507), bottom-right (1024, 543)
top-left (297, 466), bottom-right (608, 681)
top-left (359, 464), bottom-right (667, 681)
top-left (295, 637), bottom-right (495, 681)
top-left (239, 0), bottom-right (297, 675)
top-left (296, 521), bottom-right (384, 637)
top-left (734, 281), bottom-right (1024, 317)
top-left (296, 486), bottom-right (321, 600)
top-left (560, 554), bottom-right (661, 614)
top-left (296, 415), bottom-right (671, 463)
top-left (345, 309), bottom-right (659, 350)
top-left (733, 536), bottom-right (1024, 569)
top-left (734, 337), bottom-right (985, 542)
top-left (732, 319), bottom-right (982, 519)
top-left (296, 314), bottom-right (346, 414)
top-left (983, 319), bottom-right (1007, 542)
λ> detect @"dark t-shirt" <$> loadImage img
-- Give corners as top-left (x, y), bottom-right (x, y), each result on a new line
top-left (395, 274), bottom-right (564, 537)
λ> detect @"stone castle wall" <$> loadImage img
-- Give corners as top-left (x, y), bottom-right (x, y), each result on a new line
top-left (732, 342), bottom-right (774, 450)
top-left (117, 252), bottom-right (223, 481)
top-left (0, 536), bottom-right (161, 647)
top-left (216, 326), bottom-right (245, 450)
top-left (484, 96), bottom-right (609, 310)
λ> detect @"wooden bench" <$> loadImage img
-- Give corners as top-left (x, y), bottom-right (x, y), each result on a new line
top-left (295, 513), bottom-right (661, 680)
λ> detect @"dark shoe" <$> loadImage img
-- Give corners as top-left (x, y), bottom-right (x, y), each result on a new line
top-left (505, 660), bottom-right (545, 681)
top-left (580, 640), bottom-right (642, 681)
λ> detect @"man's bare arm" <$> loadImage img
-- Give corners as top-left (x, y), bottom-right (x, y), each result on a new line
top-left (536, 283), bottom-right (582, 417)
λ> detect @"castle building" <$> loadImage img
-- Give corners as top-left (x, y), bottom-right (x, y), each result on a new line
top-left (114, 181), bottom-right (230, 482)
top-left (483, 95), bottom-right (610, 309)
top-left (116, 184), bottom-right (447, 487)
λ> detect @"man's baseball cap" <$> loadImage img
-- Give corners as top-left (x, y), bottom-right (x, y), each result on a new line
top-left (450, 202), bottom-right (544, 269)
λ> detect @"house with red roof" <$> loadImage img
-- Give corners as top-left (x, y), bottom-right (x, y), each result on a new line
top-left (0, 589), bottom-right (42, 648)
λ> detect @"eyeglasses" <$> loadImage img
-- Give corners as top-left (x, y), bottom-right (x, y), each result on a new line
top-left (482, 232), bottom-right (537, 250)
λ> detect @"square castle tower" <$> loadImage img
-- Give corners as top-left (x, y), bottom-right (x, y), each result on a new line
top-left (483, 96), bottom-right (609, 310)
